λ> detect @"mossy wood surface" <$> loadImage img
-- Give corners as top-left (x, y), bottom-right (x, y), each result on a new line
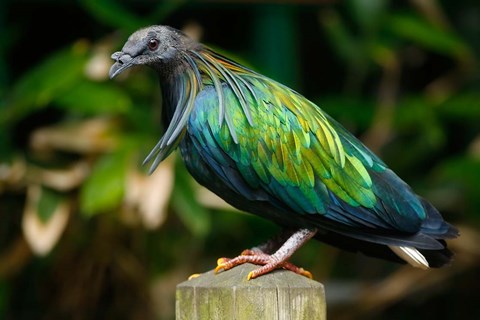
top-left (176, 263), bottom-right (326, 320)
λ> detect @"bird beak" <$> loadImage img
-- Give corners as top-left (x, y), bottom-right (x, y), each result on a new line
top-left (109, 51), bottom-right (135, 79)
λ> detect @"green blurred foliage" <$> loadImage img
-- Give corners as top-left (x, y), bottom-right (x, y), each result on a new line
top-left (80, 150), bottom-right (130, 216)
top-left (0, 0), bottom-right (479, 319)
top-left (37, 187), bottom-right (64, 223)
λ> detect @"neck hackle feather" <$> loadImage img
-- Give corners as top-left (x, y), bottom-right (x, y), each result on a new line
top-left (144, 48), bottom-right (260, 173)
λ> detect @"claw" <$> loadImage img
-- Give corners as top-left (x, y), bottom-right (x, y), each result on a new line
top-left (298, 268), bottom-right (313, 279)
top-left (214, 257), bottom-right (230, 274)
top-left (188, 273), bottom-right (201, 280)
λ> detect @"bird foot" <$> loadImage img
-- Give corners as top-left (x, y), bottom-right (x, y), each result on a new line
top-left (215, 250), bottom-right (312, 280)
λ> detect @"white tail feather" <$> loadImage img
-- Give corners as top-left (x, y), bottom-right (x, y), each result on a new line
top-left (389, 246), bottom-right (430, 270)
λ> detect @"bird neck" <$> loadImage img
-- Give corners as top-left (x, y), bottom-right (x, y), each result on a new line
top-left (156, 64), bottom-right (199, 124)
top-left (142, 48), bottom-right (259, 172)
top-left (143, 56), bottom-right (202, 168)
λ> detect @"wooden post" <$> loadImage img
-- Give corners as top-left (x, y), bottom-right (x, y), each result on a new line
top-left (176, 263), bottom-right (326, 320)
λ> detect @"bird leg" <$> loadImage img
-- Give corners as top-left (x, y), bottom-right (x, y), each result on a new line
top-left (247, 228), bottom-right (297, 254)
top-left (215, 228), bottom-right (317, 280)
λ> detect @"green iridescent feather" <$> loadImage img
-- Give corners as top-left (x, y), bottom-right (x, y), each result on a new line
top-left (110, 25), bottom-right (459, 269)
top-left (141, 48), bottom-right (435, 234)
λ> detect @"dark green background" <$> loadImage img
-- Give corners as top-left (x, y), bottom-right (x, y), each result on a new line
top-left (1, 0), bottom-right (479, 319)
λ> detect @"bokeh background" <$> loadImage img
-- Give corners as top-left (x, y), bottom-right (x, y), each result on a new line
top-left (1, 0), bottom-right (479, 319)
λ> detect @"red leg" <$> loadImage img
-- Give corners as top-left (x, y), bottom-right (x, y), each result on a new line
top-left (215, 228), bottom-right (317, 280)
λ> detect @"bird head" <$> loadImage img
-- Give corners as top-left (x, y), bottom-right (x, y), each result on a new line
top-left (109, 25), bottom-right (200, 79)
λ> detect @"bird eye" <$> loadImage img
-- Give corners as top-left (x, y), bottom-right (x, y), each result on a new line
top-left (148, 38), bottom-right (159, 51)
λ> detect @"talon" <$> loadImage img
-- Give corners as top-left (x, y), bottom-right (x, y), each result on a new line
top-left (214, 257), bottom-right (229, 274)
top-left (214, 265), bottom-right (224, 274)
top-left (188, 273), bottom-right (201, 280)
top-left (299, 268), bottom-right (313, 279)
top-left (247, 271), bottom-right (255, 281)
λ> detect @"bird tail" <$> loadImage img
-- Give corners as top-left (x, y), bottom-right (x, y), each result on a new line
top-left (389, 245), bottom-right (430, 269)
top-left (388, 243), bottom-right (455, 269)
top-left (389, 198), bottom-right (458, 269)
top-left (418, 197), bottom-right (459, 239)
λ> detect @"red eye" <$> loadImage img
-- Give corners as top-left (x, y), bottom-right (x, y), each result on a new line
top-left (148, 38), bottom-right (159, 51)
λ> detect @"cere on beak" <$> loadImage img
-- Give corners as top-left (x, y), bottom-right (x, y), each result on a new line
top-left (109, 51), bottom-right (134, 79)
top-left (111, 51), bottom-right (123, 61)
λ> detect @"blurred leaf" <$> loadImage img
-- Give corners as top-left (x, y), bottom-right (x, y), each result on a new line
top-left (396, 95), bottom-right (445, 147)
top-left (80, 149), bottom-right (130, 216)
top-left (437, 91), bottom-right (480, 119)
top-left (146, 0), bottom-right (187, 24)
top-left (436, 156), bottom-right (480, 187)
top-left (80, 0), bottom-right (148, 31)
top-left (2, 43), bottom-right (89, 124)
top-left (37, 187), bottom-right (64, 223)
top-left (30, 118), bottom-right (119, 154)
top-left (388, 13), bottom-right (468, 56)
top-left (434, 156), bottom-right (480, 213)
top-left (23, 185), bottom-right (70, 256)
top-left (55, 80), bottom-right (132, 116)
top-left (395, 95), bottom-right (433, 126)
top-left (320, 10), bottom-right (366, 67)
top-left (171, 164), bottom-right (210, 238)
top-left (348, 0), bottom-right (386, 34)
top-left (35, 162), bottom-right (90, 192)
top-left (125, 159), bottom-right (174, 229)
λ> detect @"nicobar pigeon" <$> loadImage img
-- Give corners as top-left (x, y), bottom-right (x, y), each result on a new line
top-left (109, 25), bottom-right (458, 280)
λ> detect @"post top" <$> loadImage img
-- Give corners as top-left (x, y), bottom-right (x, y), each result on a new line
top-left (177, 263), bottom-right (324, 290)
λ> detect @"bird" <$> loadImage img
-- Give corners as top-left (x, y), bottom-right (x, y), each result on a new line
top-left (109, 25), bottom-right (458, 280)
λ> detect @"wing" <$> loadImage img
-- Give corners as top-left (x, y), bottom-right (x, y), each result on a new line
top-left (187, 54), bottom-right (427, 234)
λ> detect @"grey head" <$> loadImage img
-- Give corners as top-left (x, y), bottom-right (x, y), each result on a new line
top-left (109, 25), bottom-right (201, 79)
